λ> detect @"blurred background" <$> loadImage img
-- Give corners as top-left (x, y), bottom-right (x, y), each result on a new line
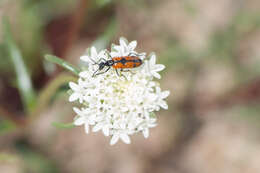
top-left (1, 0), bottom-right (260, 172)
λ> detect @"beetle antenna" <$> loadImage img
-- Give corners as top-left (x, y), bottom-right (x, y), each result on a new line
top-left (105, 50), bottom-right (112, 59)
top-left (92, 68), bottom-right (99, 77)
top-left (89, 57), bottom-right (98, 65)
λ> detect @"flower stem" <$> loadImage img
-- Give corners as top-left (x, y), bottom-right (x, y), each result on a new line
top-left (30, 73), bottom-right (77, 120)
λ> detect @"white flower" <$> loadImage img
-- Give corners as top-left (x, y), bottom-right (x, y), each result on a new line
top-left (80, 47), bottom-right (107, 64)
top-left (73, 107), bottom-right (96, 133)
top-left (92, 115), bottom-right (112, 136)
top-left (155, 87), bottom-right (170, 110)
top-left (68, 78), bottom-right (86, 103)
top-left (69, 37), bottom-right (170, 145)
top-left (110, 130), bottom-right (131, 145)
top-left (146, 53), bottom-right (165, 79)
top-left (138, 114), bottom-right (157, 138)
top-left (110, 37), bottom-right (146, 59)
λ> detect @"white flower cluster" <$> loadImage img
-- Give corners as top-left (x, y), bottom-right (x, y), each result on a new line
top-left (69, 37), bottom-right (170, 145)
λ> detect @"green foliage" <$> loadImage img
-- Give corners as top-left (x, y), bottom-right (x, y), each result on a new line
top-left (45, 55), bottom-right (80, 75)
top-left (2, 17), bottom-right (37, 113)
top-left (17, 1), bottom-right (45, 73)
top-left (51, 122), bottom-right (75, 129)
top-left (0, 43), bottom-right (13, 75)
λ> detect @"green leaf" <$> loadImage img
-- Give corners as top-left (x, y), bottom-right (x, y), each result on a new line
top-left (45, 55), bottom-right (80, 75)
top-left (51, 122), bottom-right (75, 129)
top-left (2, 17), bottom-right (36, 113)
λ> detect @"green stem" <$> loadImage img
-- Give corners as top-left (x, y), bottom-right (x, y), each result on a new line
top-left (30, 73), bottom-right (77, 120)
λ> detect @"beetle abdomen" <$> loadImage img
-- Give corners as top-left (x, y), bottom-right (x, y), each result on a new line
top-left (112, 56), bottom-right (142, 69)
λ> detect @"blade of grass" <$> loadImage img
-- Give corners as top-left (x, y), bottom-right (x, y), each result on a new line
top-left (45, 55), bottom-right (80, 75)
top-left (2, 17), bottom-right (36, 113)
top-left (52, 122), bottom-right (75, 129)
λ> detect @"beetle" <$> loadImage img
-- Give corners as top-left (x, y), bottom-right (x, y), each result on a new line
top-left (92, 53), bottom-right (143, 77)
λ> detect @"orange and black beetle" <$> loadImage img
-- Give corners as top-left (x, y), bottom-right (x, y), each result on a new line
top-left (92, 53), bottom-right (143, 77)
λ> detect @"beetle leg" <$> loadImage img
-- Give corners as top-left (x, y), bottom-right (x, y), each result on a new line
top-left (93, 66), bottom-right (110, 77)
top-left (128, 52), bottom-right (140, 56)
top-left (115, 69), bottom-right (120, 76)
top-left (121, 69), bottom-right (135, 74)
top-left (119, 69), bottom-right (128, 80)
top-left (96, 58), bottom-right (106, 64)
top-left (128, 52), bottom-right (145, 58)
top-left (92, 68), bottom-right (99, 77)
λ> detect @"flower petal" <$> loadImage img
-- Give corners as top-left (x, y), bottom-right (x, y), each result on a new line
top-left (84, 123), bottom-right (89, 134)
top-left (149, 54), bottom-right (156, 66)
top-left (74, 117), bottom-right (85, 126)
top-left (152, 72), bottom-right (161, 79)
top-left (103, 126), bottom-right (110, 136)
top-left (113, 45), bottom-right (121, 52)
top-left (80, 55), bottom-right (90, 62)
top-left (143, 128), bottom-right (149, 138)
top-left (69, 93), bottom-right (80, 102)
top-left (92, 123), bottom-right (102, 132)
top-left (154, 64), bottom-right (165, 72)
top-left (73, 107), bottom-right (82, 115)
top-left (69, 82), bottom-right (79, 91)
top-left (160, 101), bottom-right (168, 109)
top-left (79, 71), bottom-right (89, 78)
top-left (91, 47), bottom-right (98, 58)
top-left (129, 40), bottom-right (137, 50)
top-left (161, 90), bottom-right (170, 99)
top-left (120, 37), bottom-right (128, 47)
top-left (110, 51), bottom-right (120, 58)
top-left (110, 134), bottom-right (119, 145)
top-left (120, 133), bottom-right (131, 144)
